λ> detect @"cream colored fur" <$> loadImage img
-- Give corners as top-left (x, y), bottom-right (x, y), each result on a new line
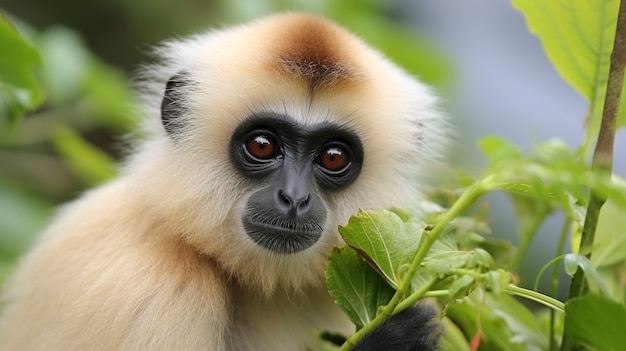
top-left (0, 13), bottom-right (446, 350)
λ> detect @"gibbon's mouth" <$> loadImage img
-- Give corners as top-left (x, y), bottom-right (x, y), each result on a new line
top-left (242, 216), bottom-right (323, 254)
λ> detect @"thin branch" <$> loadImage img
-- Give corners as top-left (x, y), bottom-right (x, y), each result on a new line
top-left (567, 0), bottom-right (626, 299)
top-left (561, 0), bottom-right (626, 349)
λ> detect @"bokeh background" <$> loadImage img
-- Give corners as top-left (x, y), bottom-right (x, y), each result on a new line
top-left (1, 0), bottom-right (624, 296)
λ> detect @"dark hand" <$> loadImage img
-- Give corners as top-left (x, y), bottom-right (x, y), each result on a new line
top-left (353, 304), bottom-right (442, 351)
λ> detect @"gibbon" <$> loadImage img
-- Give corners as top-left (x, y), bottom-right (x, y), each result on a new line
top-left (0, 13), bottom-right (446, 350)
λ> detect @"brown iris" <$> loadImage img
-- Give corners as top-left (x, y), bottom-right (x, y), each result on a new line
top-left (246, 134), bottom-right (277, 160)
top-left (319, 145), bottom-right (348, 172)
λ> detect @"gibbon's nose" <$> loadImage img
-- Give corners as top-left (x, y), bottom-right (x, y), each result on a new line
top-left (276, 189), bottom-right (313, 217)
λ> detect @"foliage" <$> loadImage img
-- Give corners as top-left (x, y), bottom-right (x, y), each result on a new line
top-left (0, 14), bottom-right (134, 278)
top-left (324, 0), bottom-right (626, 350)
top-left (511, 0), bottom-right (626, 158)
top-left (0, 12), bottom-right (43, 122)
top-left (1, 0), bottom-right (626, 350)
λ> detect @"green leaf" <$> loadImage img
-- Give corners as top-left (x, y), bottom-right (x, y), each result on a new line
top-left (82, 60), bottom-right (135, 130)
top-left (564, 253), bottom-right (611, 297)
top-left (447, 292), bottom-right (549, 351)
top-left (448, 275), bottom-right (475, 300)
top-left (477, 237), bottom-right (518, 269)
top-left (512, 0), bottom-right (625, 144)
top-left (325, 246), bottom-right (395, 330)
top-left (438, 317), bottom-right (471, 351)
top-left (38, 26), bottom-right (89, 105)
top-left (0, 183), bottom-right (52, 259)
top-left (423, 247), bottom-right (494, 276)
top-left (477, 137), bottom-right (626, 264)
top-left (51, 125), bottom-right (117, 185)
top-left (338, 209), bottom-right (424, 288)
top-left (593, 197), bottom-right (626, 267)
top-left (565, 295), bottom-right (626, 350)
top-left (0, 14), bottom-right (43, 122)
top-left (507, 191), bottom-right (552, 268)
top-left (483, 270), bottom-right (512, 296)
top-left (478, 136), bottom-right (522, 169)
top-left (38, 26), bottom-right (134, 131)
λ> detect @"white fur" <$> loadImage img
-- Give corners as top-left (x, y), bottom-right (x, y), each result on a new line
top-left (0, 13), bottom-right (446, 350)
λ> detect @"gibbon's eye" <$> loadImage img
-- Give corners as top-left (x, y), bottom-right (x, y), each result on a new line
top-left (245, 134), bottom-right (278, 161)
top-left (317, 143), bottom-right (350, 174)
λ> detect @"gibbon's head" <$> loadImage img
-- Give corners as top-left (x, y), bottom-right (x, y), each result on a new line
top-left (129, 13), bottom-right (446, 294)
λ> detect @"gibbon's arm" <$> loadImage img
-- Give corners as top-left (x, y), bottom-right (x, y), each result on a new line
top-left (0, 12), bottom-right (446, 351)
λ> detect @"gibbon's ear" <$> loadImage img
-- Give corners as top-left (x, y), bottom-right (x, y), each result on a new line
top-left (160, 71), bottom-right (190, 136)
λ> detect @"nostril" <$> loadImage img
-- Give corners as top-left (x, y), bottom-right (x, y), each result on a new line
top-left (278, 190), bottom-right (292, 207)
top-left (276, 190), bottom-right (312, 216)
top-left (298, 194), bottom-right (311, 209)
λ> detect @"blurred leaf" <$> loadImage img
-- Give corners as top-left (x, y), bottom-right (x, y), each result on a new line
top-left (38, 26), bottom-right (134, 131)
top-left (325, 246), bottom-right (395, 330)
top-left (564, 253), bottom-right (611, 297)
top-left (477, 237), bottom-right (518, 269)
top-left (512, 0), bottom-right (625, 146)
top-left (0, 13), bottom-right (43, 122)
top-left (0, 183), bottom-right (52, 283)
top-left (38, 26), bottom-right (89, 104)
top-left (479, 136), bottom-right (626, 222)
top-left (593, 193), bottom-right (626, 302)
top-left (479, 136), bottom-right (522, 167)
top-left (51, 125), bottom-right (117, 185)
top-left (82, 60), bottom-right (135, 131)
top-left (483, 270), bottom-right (512, 296)
top-left (424, 247), bottom-right (494, 276)
top-left (0, 183), bottom-right (51, 258)
top-left (565, 295), bottom-right (626, 350)
top-left (438, 317), bottom-right (472, 351)
top-left (593, 197), bottom-right (626, 267)
top-left (447, 291), bottom-right (550, 351)
top-left (507, 192), bottom-right (552, 268)
top-left (448, 275), bottom-right (475, 300)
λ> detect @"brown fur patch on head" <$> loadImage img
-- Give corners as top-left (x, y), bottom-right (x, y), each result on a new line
top-left (268, 14), bottom-right (363, 90)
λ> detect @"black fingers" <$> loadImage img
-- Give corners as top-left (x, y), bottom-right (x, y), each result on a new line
top-left (353, 304), bottom-right (442, 351)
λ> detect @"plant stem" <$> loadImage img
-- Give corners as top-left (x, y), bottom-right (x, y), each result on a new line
top-left (533, 254), bottom-right (566, 292)
top-left (341, 179), bottom-right (489, 350)
top-left (423, 290), bottom-right (451, 298)
top-left (512, 205), bottom-right (549, 269)
top-left (550, 220), bottom-right (570, 351)
top-left (395, 276), bottom-right (440, 313)
top-left (506, 284), bottom-right (564, 312)
top-left (566, 0), bottom-right (626, 302)
top-left (562, 1), bottom-right (626, 349)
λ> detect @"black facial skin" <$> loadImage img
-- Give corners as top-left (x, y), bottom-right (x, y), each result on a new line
top-left (159, 72), bottom-right (364, 254)
top-left (230, 113), bottom-right (364, 254)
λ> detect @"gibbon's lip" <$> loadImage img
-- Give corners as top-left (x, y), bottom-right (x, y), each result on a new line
top-left (242, 217), bottom-right (323, 254)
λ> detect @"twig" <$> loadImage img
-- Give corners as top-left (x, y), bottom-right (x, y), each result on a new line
top-left (561, 0), bottom-right (626, 349)
top-left (567, 0), bottom-right (626, 300)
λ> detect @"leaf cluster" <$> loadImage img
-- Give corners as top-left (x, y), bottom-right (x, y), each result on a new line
top-left (325, 1), bottom-right (626, 349)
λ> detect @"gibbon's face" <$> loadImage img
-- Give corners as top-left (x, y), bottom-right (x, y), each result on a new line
top-left (229, 112), bottom-right (363, 254)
